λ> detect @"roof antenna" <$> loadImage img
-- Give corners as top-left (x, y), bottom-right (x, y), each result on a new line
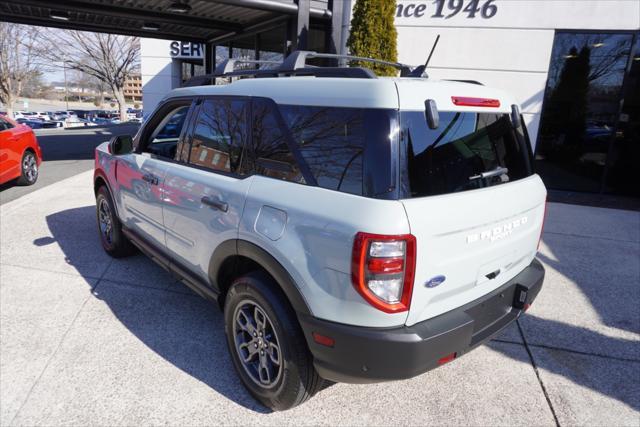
top-left (409, 34), bottom-right (440, 78)
top-left (425, 35), bottom-right (440, 69)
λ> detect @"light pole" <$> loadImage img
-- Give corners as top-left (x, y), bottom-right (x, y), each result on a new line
top-left (62, 57), bottom-right (69, 111)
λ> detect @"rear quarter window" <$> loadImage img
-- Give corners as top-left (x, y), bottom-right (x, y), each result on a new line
top-left (401, 111), bottom-right (533, 198)
top-left (279, 105), bottom-right (398, 198)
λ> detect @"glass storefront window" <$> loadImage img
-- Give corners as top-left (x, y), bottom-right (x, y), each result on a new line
top-left (180, 61), bottom-right (205, 85)
top-left (536, 32), bottom-right (638, 196)
top-left (605, 36), bottom-right (640, 197)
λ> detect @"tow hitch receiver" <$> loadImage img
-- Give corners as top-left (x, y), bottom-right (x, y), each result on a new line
top-left (513, 285), bottom-right (529, 310)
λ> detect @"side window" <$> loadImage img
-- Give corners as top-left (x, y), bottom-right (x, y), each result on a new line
top-left (188, 98), bottom-right (248, 174)
top-left (280, 105), bottom-right (365, 195)
top-left (241, 99), bottom-right (304, 182)
top-left (0, 118), bottom-right (14, 131)
top-left (143, 104), bottom-right (190, 159)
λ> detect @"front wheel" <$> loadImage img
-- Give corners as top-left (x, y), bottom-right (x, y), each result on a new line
top-left (95, 186), bottom-right (135, 258)
top-left (224, 272), bottom-right (323, 411)
top-left (16, 150), bottom-right (38, 185)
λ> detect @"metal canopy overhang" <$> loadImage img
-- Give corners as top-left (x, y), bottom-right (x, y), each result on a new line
top-left (0, 0), bottom-right (331, 43)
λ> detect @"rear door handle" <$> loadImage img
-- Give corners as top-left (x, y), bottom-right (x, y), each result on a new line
top-left (142, 173), bottom-right (159, 185)
top-left (201, 196), bottom-right (228, 213)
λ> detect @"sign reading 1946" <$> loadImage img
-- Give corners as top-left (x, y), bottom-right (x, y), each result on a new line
top-left (397, 0), bottom-right (498, 19)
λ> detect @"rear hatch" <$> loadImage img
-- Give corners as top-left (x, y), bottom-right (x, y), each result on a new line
top-left (397, 102), bottom-right (546, 326)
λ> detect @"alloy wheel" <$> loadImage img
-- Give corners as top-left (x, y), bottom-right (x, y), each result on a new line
top-left (233, 300), bottom-right (283, 388)
top-left (22, 153), bottom-right (38, 183)
top-left (98, 198), bottom-right (114, 245)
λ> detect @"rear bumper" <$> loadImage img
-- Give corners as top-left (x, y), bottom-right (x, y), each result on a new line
top-left (299, 258), bottom-right (544, 383)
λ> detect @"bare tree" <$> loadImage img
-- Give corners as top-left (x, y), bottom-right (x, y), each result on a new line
top-left (0, 23), bottom-right (42, 117)
top-left (41, 30), bottom-right (139, 121)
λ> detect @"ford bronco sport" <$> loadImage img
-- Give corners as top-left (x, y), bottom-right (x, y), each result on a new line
top-left (94, 51), bottom-right (546, 411)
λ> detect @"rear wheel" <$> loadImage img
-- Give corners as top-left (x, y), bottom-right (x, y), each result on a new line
top-left (16, 150), bottom-right (38, 185)
top-left (95, 185), bottom-right (135, 258)
top-left (224, 272), bottom-right (323, 411)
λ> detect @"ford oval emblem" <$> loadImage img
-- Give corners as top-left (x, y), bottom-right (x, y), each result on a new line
top-left (425, 275), bottom-right (446, 288)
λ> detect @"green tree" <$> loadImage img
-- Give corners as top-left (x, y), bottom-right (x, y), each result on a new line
top-left (347, 0), bottom-right (398, 76)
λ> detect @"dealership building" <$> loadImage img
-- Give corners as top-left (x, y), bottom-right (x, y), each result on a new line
top-left (139, 0), bottom-right (639, 197)
top-left (5, 0), bottom-right (633, 197)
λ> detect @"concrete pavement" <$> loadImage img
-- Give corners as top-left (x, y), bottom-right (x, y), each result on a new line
top-left (1, 171), bottom-right (638, 426)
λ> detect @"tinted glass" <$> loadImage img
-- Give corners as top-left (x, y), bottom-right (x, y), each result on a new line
top-left (150, 106), bottom-right (189, 145)
top-left (188, 98), bottom-right (248, 174)
top-left (535, 32), bottom-right (634, 194)
top-left (143, 104), bottom-right (190, 159)
top-left (401, 112), bottom-right (532, 197)
top-left (607, 35), bottom-right (640, 197)
top-left (280, 105), bottom-right (366, 195)
top-left (0, 117), bottom-right (11, 131)
top-left (242, 99), bottom-right (304, 182)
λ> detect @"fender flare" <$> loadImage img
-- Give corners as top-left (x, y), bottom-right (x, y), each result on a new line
top-left (209, 239), bottom-right (312, 316)
top-left (94, 169), bottom-right (118, 215)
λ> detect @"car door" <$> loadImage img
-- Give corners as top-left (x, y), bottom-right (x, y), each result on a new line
top-left (0, 118), bottom-right (15, 182)
top-left (161, 96), bottom-right (253, 284)
top-left (115, 99), bottom-right (194, 249)
top-left (0, 117), bottom-right (26, 183)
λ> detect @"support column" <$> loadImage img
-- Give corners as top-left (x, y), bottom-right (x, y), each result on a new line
top-left (328, 0), bottom-right (342, 54)
top-left (205, 42), bottom-right (214, 74)
top-left (290, 0), bottom-right (309, 52)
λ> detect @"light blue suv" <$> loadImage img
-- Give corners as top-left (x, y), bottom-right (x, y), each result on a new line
top-left (94, 53), bottom-right (546, 410)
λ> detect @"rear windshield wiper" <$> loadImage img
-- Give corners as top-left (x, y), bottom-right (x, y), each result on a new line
top-left (469, 166), bottom-right (509, 181)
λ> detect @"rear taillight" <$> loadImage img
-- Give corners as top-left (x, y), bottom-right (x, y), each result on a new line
top-left (537, 201), bottom-right (547, 251)
top-left (352, 232), bottom-right (416, 313)
top-left (451, 96), bottom-right (501, 108)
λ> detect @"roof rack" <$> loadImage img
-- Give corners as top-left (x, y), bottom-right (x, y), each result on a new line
top-left (181, 50), bottom-right (425, 87)
top-left (213, 58), bottom-right (281, 75)
top-left (279, 51), bottom-right (416, 76)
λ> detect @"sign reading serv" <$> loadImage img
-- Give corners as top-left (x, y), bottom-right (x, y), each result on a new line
top-left (170, 41), bottom-right (205, 59)
top-left (396, 0), bottom-right (497, 19)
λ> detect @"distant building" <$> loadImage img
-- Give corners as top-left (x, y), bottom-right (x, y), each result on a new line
top-left (124, 74), bottom-right (142, 103)
top-left (50, 82), bottom-right (99, 96)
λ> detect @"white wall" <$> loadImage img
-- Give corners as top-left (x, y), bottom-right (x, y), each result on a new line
top-left (388, 0), bottom-right (640, 147)
top-left (140, 39), bottom-right (181, 115)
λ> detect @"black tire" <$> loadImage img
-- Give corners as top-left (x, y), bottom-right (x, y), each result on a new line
top-left (224, 271), bottom-right (323, 411)
top-left (16, 150), bottom-right (38, 186)
top-left (95, 185), bottom-right (135, 258)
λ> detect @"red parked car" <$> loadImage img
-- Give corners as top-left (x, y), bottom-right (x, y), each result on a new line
top-left (0, 115), bottom-right (43, 186)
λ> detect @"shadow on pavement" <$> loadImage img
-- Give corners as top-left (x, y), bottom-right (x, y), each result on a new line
top-left (41, 205), bottom-right (270, 413)
top-left (489, 318), bottom-right (640, 412)
top-left (493, 226), bottom-right (640, 411)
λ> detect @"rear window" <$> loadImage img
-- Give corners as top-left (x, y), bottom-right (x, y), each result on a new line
top-left (400, 111), bottom-right (533, 198)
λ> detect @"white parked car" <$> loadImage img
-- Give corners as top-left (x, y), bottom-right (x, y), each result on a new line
top-left (93, 51), bottom-right (546, 411)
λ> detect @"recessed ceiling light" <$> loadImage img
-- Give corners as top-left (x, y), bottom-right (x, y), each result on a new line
top-left (50, 10), bottom-right (70, 21)
top-left (142, 22), bottom-right (160, 31)
top-left (168, 2), bottom-right (191, 13)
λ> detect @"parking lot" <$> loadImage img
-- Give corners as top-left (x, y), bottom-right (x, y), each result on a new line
top-left (1, 170), bottom-right (639, 426)
top-left (0, 124), bottom-right (139, 205)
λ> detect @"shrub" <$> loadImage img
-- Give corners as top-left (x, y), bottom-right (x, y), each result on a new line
top-left (347, 0), bottom-right (398, 76)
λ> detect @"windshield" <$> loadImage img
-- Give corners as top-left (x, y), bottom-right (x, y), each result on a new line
top-left (400, 111), bottom-right (533, 198)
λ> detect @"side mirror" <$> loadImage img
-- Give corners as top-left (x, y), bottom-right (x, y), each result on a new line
top-left (511, 104), bottom-right (522, 129)
top-left (425, 99), bottom-right (439, 129)
top-left (108, 135), bottom-right (133, 155)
